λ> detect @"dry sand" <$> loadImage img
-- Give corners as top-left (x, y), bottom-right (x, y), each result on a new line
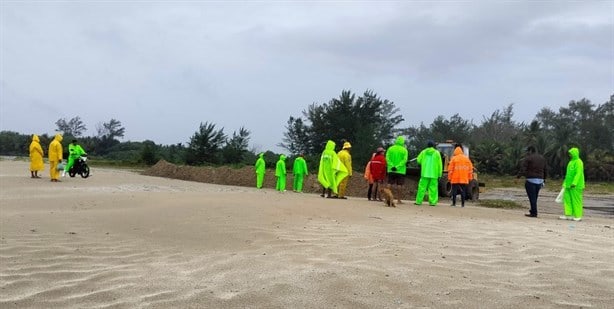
top-left (1, 160), bottom-right (613, 308)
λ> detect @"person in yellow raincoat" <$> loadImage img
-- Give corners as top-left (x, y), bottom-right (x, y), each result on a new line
top-left (29, 134), bottom-right (44, 178)
top-left (48, 134), bottom-right (63, 182)
top-left (336, 142), bottom-right (352, 199)
top-left (317, 140), bottom-right (348, 198)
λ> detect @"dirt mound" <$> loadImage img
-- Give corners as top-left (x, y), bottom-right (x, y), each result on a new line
top-left (143, 160), bottom-right (418, 199)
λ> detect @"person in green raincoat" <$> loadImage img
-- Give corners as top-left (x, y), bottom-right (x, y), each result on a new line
top-left (559, 147), bottom-right (585, 221)
top-left (386, 136), bottom-right (408, 204)
top-left (292, 154), bottom-right (308, 193)
top-left (275, 154), bottom-right (287, 192)
top-left (318, 140), bottom-right (348, 198)
top-left (415, 140), bottom-right (442, 206)
top-left (29, 134), bottom-right (44, 178)
top-left (48, 134), bottom-right (63, 182)
top-left (254, 153), bottom-right (266, 189)
top-left (63, 139), bottom-right (86, 177)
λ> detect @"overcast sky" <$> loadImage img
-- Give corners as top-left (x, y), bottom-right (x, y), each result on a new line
top-left (1, 1), bottom-right (612, 153)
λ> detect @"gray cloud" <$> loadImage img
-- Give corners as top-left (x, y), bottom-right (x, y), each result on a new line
top-left (1, 2), bottom-right (612, 152)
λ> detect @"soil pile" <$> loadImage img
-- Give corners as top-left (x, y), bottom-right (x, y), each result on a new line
top-left (143, 160), bottom-right (418, 199)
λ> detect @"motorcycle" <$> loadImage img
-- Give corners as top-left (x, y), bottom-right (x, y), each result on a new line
top-left (68, 155), bottom-right (90, 178)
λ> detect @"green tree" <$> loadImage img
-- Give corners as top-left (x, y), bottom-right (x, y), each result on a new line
top-left (279, 117), bottom-right (311, 155)
top-left (55, 116), bottom-right (87, 137)
top-left (96, 119), bottom-right (125, 140)
top-left (140, 140), bottom-right (159, 166)
top-left (222, 127), bottom-right (251, 164)
top-left (186, 122), bottom-right (226, 165)
top-left (281, 89), bottom-right (404, 168)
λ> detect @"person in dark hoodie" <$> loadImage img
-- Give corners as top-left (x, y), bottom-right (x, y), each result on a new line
top-left (517, 146), bottom-right (548, 218)
top-left (414, 140), bottom-right (442, 206)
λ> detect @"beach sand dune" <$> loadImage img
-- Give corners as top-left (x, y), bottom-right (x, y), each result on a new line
top-left (1, 160), bottom-right (613, 308)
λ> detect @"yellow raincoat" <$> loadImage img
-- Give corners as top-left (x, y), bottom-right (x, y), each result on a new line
top-left (29, 135), bottom-right (44, 172)
top-left (48, 134), bottom-right (63, 181)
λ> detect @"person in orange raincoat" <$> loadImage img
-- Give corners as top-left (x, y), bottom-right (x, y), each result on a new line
top-left (29, 134), bottom-right (44, 178)
top-left (447, 146), bottom-right (473, 207)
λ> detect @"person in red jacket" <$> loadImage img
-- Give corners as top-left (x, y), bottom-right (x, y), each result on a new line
top-left (369, 147), bottom-right (387, 201)
top-left (447, 146), bottom-right (473, 207)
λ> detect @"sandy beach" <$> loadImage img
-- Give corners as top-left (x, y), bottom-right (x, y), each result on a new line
top-left (1, 160), bottom-right (613, 308)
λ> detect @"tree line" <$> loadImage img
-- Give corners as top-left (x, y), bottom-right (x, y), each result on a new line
top-left (1, 92), bottom-right (612, 180)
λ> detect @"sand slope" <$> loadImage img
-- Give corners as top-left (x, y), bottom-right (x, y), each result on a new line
top-left (1, 160), bottom-right (613, 308)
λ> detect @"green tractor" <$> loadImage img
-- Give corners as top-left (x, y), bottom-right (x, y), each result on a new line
top-left (407, 141), bottom-right (484, 200)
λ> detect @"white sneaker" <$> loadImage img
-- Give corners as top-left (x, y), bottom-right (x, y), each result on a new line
top-left (572, 217), bottom-right (582, 221)
top-left (61, 171), bottom-right (66, 177)
top-left (559, 216), bottom-right (571, 220)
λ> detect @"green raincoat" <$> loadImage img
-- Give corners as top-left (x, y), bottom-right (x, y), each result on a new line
top-left (65, 142), bottom-right (86, 172)
top-left (562, 147), bottom-right (585, 219)
top-left (386, 136), bottom-right (408, 175)
top-left (415, 146), bottom-right (443, 205)
top-left (292, 156), bottom-right (308, 192)
top-left (255, 153), bottom-right (266, 188)
top-left (275, 154), bottom-right (287, 191)
top-left (317, 140), bottom-right (348, 194)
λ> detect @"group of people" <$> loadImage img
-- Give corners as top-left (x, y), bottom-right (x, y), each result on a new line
top-left (517, 146), bottom-right (585, 221)
top-left (363, 137), bottom-right (474, 207)
top-left (255, 136), bottom-right (586, 221)
top-left (28, 134), bottom-right (86, 182)
top-left (255, 152), bottom-right (309, 193)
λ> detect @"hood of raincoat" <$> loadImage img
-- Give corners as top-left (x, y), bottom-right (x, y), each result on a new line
top-left (32, 134), bottom-right (40, 142)
top-left (259, 153), bottom-right (264, 159)
top-left (54, 133), bottom-right (63, 142)
top-left (568, 147), bottom-right (580, 160)
top-left (325, 140), bottom-right (336, 151)
top-left (423, 146), bottom-right (437, 155)
top-left (279, 154), bottom-right (286, 161)
top-left (453, 147), bottom-right (463, 156)
top-left (394, 136), bottom-right (405, 146)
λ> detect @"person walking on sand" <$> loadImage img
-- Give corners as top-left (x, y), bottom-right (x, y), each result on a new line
top-left (369, 147), bottom-right (387, 201)
top-left (559, 147), bottom-right (585, 221)
top-left (48, 133), bottom-right (63, 182)
top-left (448, 146), bottom-right (473, 208)
top-left (415, 140), bottom-right (442, 206)
top-left (255, 153), bottom-right (266, 189)
top-left (386, 136), bottom-right (408, 204)
top-left (29, 134), bottom-right (44, 178)
top-left (318, 140), bottom-right (348, 198)
top-left (292, 154), bottom-right (308, 193)
top-left (336, 142), bottom-right (352, 199)
top-left (275, 154), bottom-right (287, 192)
top-left (517, 145), bottom-right (547, 217)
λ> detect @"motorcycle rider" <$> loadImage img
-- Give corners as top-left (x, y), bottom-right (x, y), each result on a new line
top-left (63, 139), bottom-right (86, 177)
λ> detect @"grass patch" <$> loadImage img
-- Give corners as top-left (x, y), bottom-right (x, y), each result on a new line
top-left (479, 174), bottom-right (614, 195)
top-left (477, 199), bottom-right (524, 209)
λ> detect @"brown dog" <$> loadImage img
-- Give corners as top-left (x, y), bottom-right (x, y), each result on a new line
top-left (379, 186), bottom-right (396, 207)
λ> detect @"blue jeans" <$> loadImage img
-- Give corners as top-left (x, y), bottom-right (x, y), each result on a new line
top-left (525, 181), bottom-right (542, 216)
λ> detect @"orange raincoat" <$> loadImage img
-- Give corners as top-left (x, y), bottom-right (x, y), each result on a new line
top-left (447, 147), bottom-right (473, 184)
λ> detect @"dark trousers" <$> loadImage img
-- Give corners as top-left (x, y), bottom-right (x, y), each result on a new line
top-left (451, 183), bottom-right (467, 206)
top-left (525, 181), bottom-right (542, 216)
